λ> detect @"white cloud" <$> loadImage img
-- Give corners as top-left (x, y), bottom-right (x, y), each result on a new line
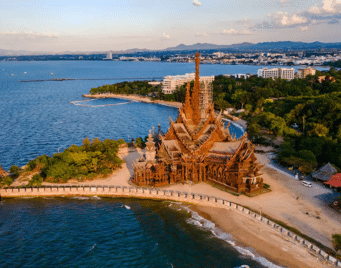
top-left (270, 12), bottom-right (308, 26)
top-left (0, 31), bottom-right (59, 44)
top-left (193, 0), bottom-right (202, 7)
top-left (307, 0), bottom-right (341, 15)
top-left (0, 32), bottom-right (59, 38)
top-left (222, 29), bottom-right (252, 35)
top-left (162, 32), bottom-right (171, 39)
top-left (280, 0), bottom-right (290, 3)
top-left (300, 26), bottom-right (309, 31)
top-left (195, 32), bottom-right (208, 37)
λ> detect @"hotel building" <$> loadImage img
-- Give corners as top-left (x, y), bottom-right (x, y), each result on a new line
top-left (296, 67), bottom-right (316, 79)
top-left (162, 73), bottom-right (215, 94)
top-left (257, 67), bottom-right (295, 80)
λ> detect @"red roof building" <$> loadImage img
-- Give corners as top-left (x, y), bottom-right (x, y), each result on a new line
top-left (325, 173), bottom-right (341, 188)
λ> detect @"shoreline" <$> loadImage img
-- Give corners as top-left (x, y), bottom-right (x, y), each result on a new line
top-left (82, 93), bottom-right (183, 108)
top-left (81, 93), bottom-right (248, 128)
top-left (189, 205), bottom-right (333, 268)
top-left (0, 189), bottom-right (337, 268)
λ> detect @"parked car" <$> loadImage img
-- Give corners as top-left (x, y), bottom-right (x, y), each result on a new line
top-left (302, 181), bottom-right (313, 187)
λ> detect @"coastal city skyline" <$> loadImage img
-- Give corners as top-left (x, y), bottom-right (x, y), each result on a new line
top-left (1, 0), bottom-right (341, 52)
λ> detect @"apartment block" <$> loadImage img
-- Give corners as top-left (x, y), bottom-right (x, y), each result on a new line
top-left (257, 67), bottom-right (295, 80)
top-left (162, 73), bottom-right (215, 94)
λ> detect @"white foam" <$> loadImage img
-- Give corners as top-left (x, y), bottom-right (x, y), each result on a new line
top-left (184, 206), bottom-right (284, 268)
top-left (72, 196), bottom-right (90, 200)
top-left (88, 244), bottom-right (97, 253)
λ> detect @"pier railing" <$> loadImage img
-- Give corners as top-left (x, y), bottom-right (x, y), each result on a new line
top-left (1, 185), bottom-right (340, 267)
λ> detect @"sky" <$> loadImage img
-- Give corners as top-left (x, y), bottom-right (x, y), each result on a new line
top-left (0, 0), bottom-right (341, 52)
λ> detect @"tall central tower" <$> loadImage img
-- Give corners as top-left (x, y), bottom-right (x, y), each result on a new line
top-left (191, 52), bottom-right (201, 125)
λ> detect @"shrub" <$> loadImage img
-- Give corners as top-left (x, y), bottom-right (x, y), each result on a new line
top-left (332, 234), bottom-right (341, 251)
top-left (26, 160), bottom-right (37, 171)
top-left (263, 183), bottom-right (270, 189)
top-left (100, 168), bottom-right (112, 175)
top-left (28, 174), bottom-right (43, 187)
top-left (1, 176), bottom-right (14, 186)
top-left (9, 165), bottom-right (20, 176)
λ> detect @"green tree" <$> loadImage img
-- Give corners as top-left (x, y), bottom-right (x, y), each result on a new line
top-left (1, 176), bottom-right (14, 186)
top-left (231, 89), bottom-right (248, 109)
top-left (9, 165), bottom-right (20, 176)
top-left (307, 123), bottom-right (329, 137)
top-left (248, 123), bottom-right (261, 136)
top-left (28, 174), bottom-right (43, 187)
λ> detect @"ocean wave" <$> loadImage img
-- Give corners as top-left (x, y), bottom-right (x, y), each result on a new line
top-left (71, 99), bottom-right (133, 107)
top-left (72, 196), bottom-right (91, 200)
top-left (183, 206), bottom-right (283, 268)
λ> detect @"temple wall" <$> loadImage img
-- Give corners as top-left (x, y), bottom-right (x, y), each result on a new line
top-left (0, 185), bottom-right (340, 267)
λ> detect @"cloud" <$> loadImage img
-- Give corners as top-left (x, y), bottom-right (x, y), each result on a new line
top-left (195, 32), bottom-right (208, 37)
top-left (270, 12), bottom-right (308, 27)
top-left (0, 32), bottom-right (59, 43)
top-left (162, 32), bottom-right (171, 39)
top-left (254, 21), bottom-right (273, 29)
top-left (280, 0), bottom-right (291, 7)
top-left (222, 29), bottom-right (252, 35)
top-left (193, 0), bottom-right (202, 7)
top-left (300, 26), bottom-right (309, 31)
top-left (306, 0), bottom-right (341, 16)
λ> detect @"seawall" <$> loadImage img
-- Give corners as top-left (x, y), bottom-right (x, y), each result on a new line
top-left (1, 185), bottom-right (340, 267)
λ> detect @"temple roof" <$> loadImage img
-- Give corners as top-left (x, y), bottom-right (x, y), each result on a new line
top-left (209, 141), bottom-right (241, 154)
top-left (0, 164), bottom-right (8, 177)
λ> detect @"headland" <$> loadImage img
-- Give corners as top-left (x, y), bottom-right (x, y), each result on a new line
top-left (82, 93), bottom-right (183, 109)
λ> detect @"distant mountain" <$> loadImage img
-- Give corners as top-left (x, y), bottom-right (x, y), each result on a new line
top-left (2, 41), bottom-right (341, 57)
top-left (0, 49), bottom-right (36, 56)
top-left (163, 41), bottom-right (341, 51)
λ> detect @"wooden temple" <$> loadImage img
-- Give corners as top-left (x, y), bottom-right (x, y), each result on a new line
top-left (133, 52), bottom-right (263, 194)
top-left (0, 164), bottom-right (8, 178)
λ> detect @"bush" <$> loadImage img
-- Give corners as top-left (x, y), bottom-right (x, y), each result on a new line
top-left (28, 174), bottom-right (43, 187)
top-left (9, 165), bottom-right (20, 176)
top-left (87, 173), bottom-right (97, 179)
top-left (100, 168), bottom-right (112, 175)
top-left (332, 234), bottom-right (341, 251)
top-left (263, 183), bottom-right (271, 189)
top-left (1, 176), bottom-right (14, 186)
top-left (26, 160), bottom-right (37, 171)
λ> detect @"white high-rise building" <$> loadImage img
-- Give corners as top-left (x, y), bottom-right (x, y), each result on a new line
top-left (257, 67), bottom-right (295, 80)
top-left (104, 52), bottom-right (113, 60)
top-left (162, 73), bottom-right (215, 94)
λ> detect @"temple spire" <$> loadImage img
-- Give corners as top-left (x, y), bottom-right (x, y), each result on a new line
top-left (184, 82), bottom-right (193, 120)
top-left (191, 52), bottom-right (201, 124)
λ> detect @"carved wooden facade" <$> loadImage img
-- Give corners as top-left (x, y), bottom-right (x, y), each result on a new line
top-left (133, 52), bottom-right (263, 194)
top-left (0, 164), bottom-right (8, 178)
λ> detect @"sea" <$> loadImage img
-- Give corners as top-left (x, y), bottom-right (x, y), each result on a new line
top-left (0, 61), bottom-right (327, 267)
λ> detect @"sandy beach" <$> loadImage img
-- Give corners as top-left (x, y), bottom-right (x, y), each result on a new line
top-left (82, 93), bottom-right (183, 108)
top-left (190, 205), bottom-right (333, 268)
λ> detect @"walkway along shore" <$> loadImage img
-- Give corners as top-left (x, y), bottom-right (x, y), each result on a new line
top-left (1, 185), bottom-right (340, 267)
